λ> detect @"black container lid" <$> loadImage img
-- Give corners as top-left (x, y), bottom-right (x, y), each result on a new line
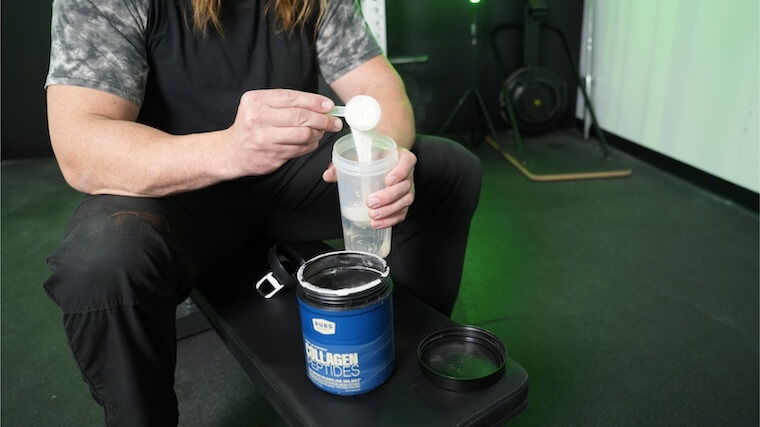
top-left (417, 326), bottom-right (507, 392)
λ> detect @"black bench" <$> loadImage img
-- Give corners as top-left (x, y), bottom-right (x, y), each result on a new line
top-left (190, 241), bottom-right (529, 426)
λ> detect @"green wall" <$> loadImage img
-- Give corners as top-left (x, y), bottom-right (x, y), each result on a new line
top-left (577, 0), bottom-right (759, 192)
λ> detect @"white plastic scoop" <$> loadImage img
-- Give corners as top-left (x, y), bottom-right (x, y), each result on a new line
top-left (330, 95), bottom-right (382, 163)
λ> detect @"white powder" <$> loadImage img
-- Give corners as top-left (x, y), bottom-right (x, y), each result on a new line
top-left (344, 95), bottom-right (381, 163)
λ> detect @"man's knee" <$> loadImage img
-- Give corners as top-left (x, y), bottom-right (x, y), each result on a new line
top-left (412, 135), bottom-right (482, 213)
top-left (44, 197), bottom-right (188, 313)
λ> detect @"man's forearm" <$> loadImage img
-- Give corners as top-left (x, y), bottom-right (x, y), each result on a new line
top-left (330, 56), bottom-right (416, 150)
top-left (357, 69), bottom-right (416, 150)
top-left (51, 114), bottom-right (236, 197)
top-left (48, 85), bottom-right (340, 197)
top-left (373, 94), bottom-right (415, 151)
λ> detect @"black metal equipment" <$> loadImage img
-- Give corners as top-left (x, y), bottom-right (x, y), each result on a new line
top-left (491, 0), bottom-right (611, 161)
top-left (499, 0), bottom-right (567, 134)
top-left (437, 1), bottom-right (500, 148)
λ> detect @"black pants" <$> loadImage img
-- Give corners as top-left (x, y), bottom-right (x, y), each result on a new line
top-left (43, 134), bottom-right (481, 426)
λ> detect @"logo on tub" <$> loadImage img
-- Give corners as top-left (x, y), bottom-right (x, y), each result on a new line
top-left (312, 318), bottom-right (336, 335)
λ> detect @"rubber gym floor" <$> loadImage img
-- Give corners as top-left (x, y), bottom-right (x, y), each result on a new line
top-left (2, 134), bottom-right (757, 426)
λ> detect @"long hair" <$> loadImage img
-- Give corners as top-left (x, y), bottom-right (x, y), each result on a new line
top-left (191, 0), bottom-right (327, 36)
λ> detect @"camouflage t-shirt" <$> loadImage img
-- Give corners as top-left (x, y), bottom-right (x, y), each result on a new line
top-left (45, 0), bottom-right (382, 107)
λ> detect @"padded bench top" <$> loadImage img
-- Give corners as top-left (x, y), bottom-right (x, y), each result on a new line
top-left (191, 242), bottom-right (528, 426)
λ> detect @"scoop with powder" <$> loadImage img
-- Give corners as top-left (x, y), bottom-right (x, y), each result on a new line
top-left (330, 95), bottom-right (382, 162)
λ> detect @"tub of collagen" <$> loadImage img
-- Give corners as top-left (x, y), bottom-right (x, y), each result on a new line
top-left (296, 251), bottom-right (394, 396)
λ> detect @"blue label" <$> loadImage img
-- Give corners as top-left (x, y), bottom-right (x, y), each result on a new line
top-left (298, 294), bottom-right (394, 395)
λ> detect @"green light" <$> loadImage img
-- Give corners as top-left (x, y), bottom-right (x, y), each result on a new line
top-left (470, 0), bottom-right (480, 3)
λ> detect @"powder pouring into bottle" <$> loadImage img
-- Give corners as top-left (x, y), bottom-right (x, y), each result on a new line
top-left (330, 95), bottom-right (396, 257)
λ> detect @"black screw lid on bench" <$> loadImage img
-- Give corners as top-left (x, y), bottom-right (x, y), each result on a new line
top-left (417, 326), bottom-right (507, 392)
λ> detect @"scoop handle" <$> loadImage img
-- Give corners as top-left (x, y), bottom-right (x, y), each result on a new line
top-left (328, 106), bottom-right (346, 117)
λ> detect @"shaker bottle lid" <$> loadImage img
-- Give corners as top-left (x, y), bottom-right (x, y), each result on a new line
top-left (417, 326), bottom-right (506, 392)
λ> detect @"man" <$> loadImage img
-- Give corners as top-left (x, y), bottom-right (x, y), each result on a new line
top-left (44, 0), bottom-right (481, 424)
